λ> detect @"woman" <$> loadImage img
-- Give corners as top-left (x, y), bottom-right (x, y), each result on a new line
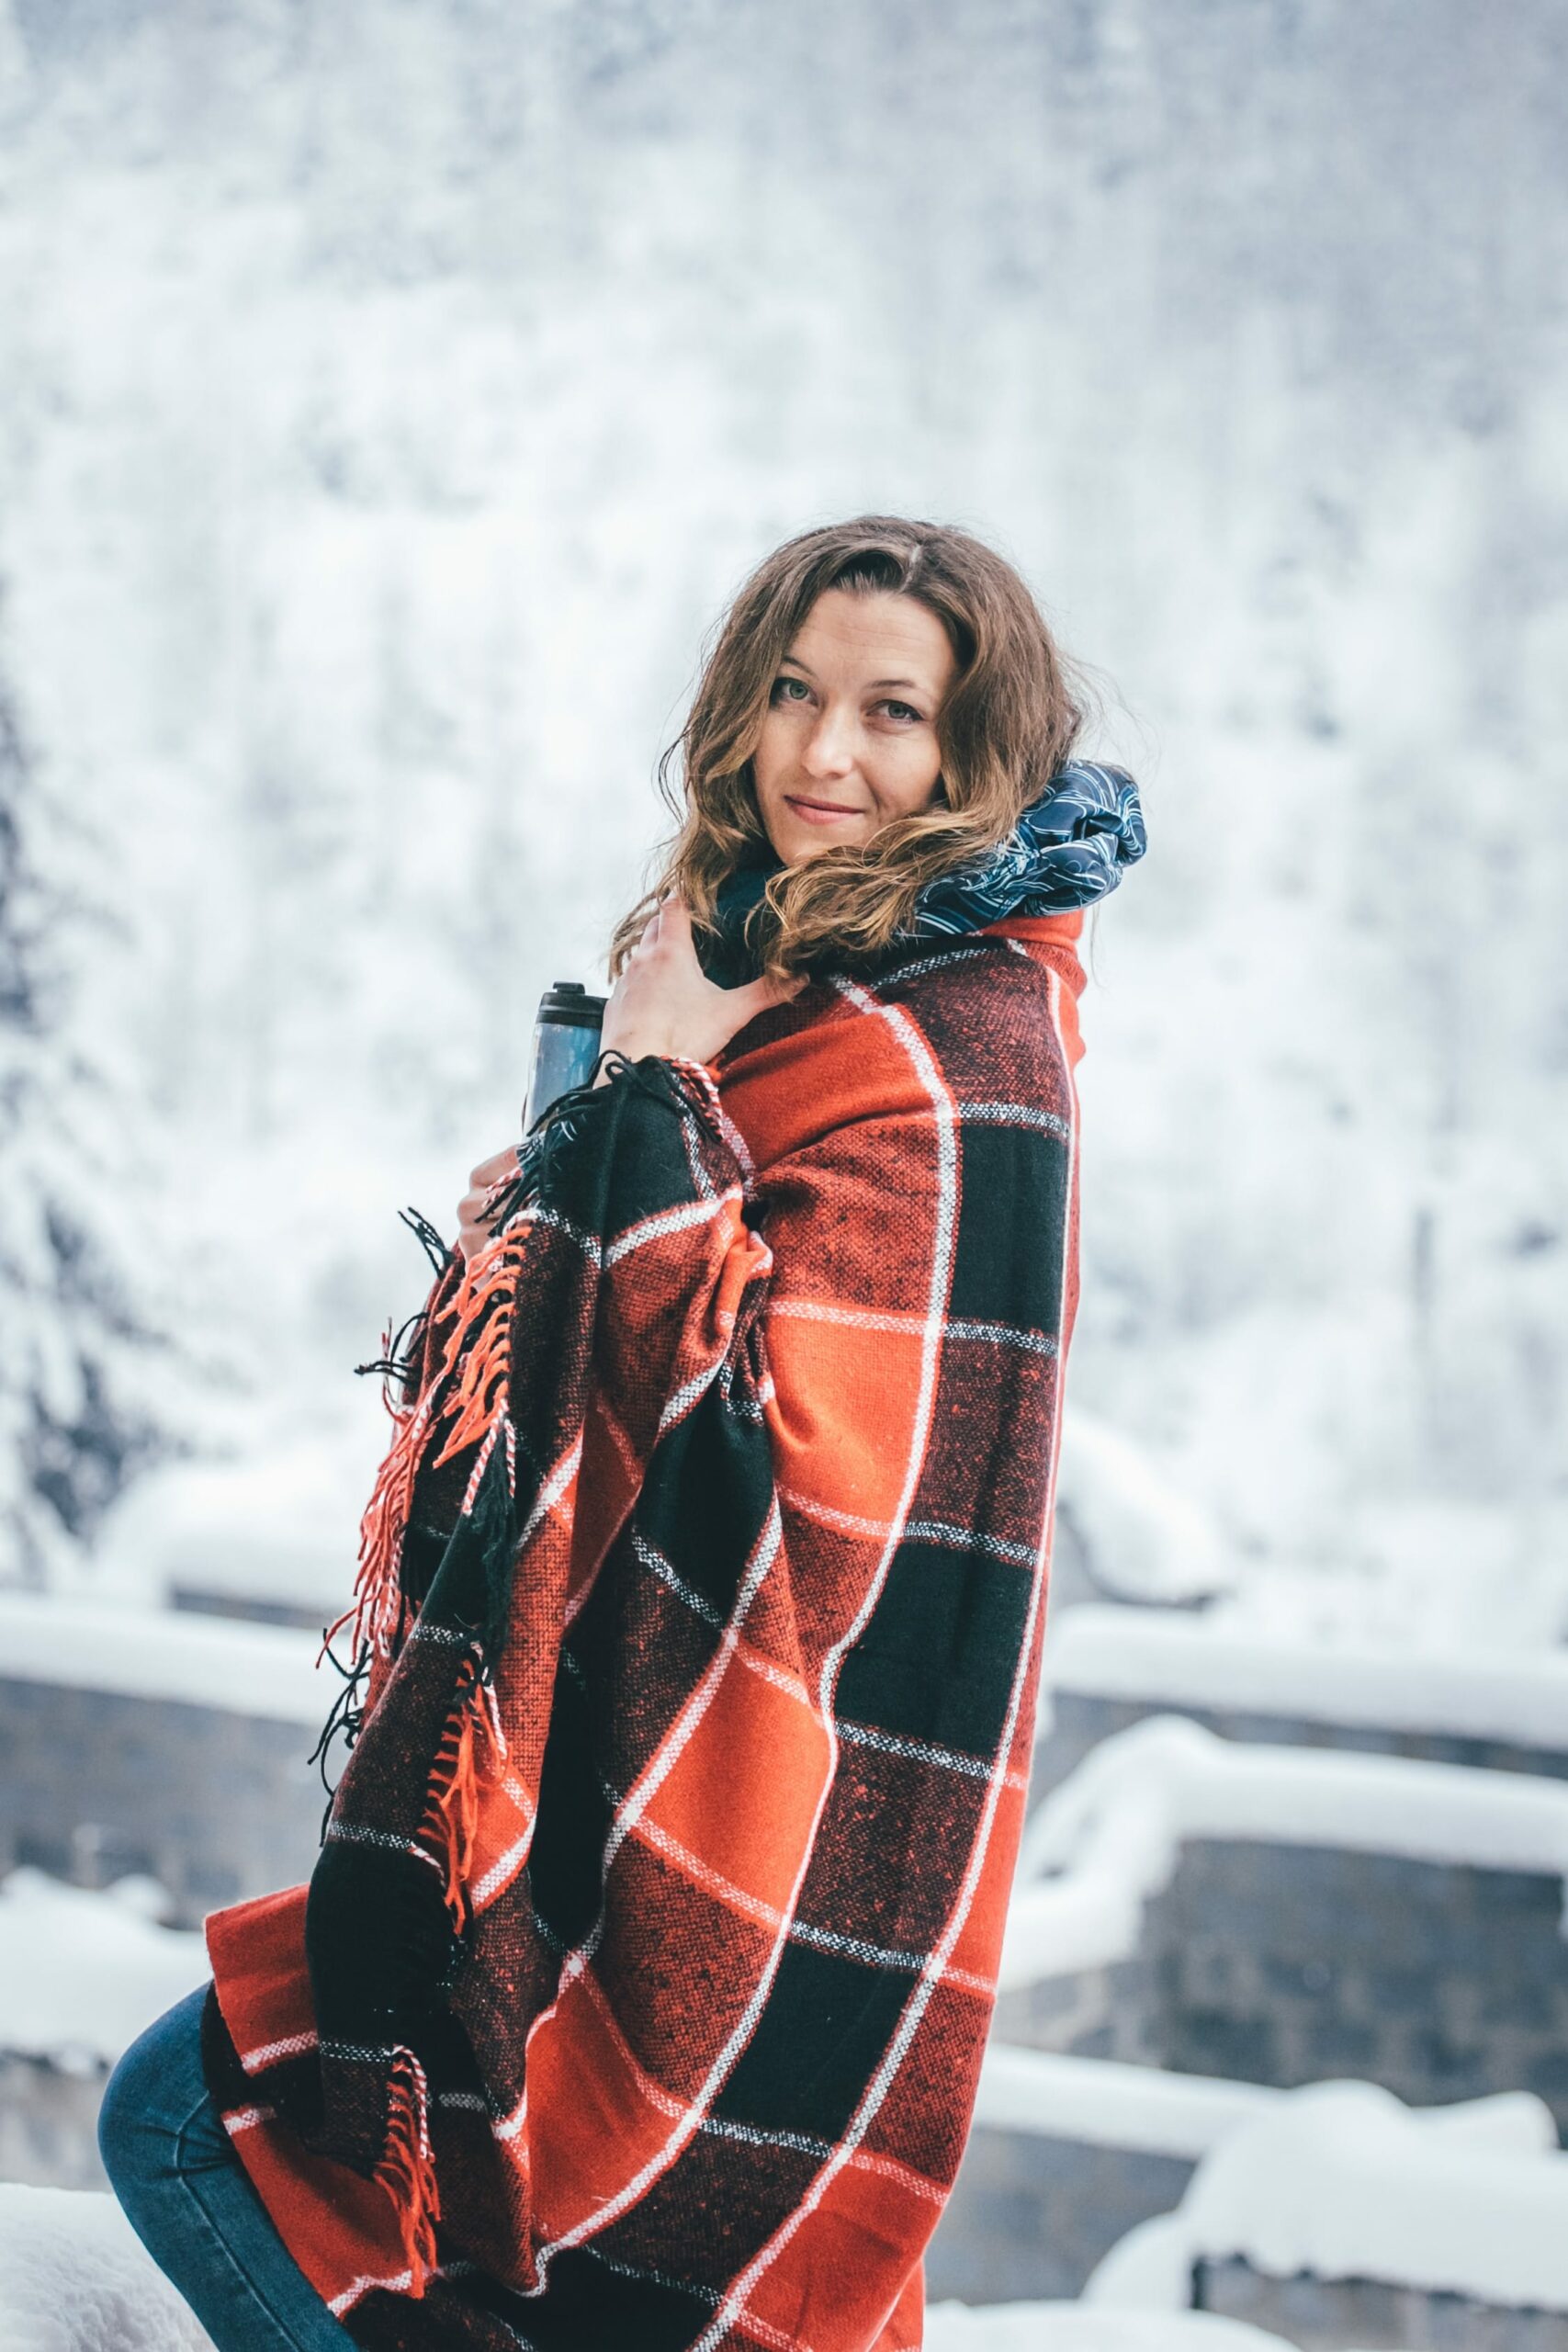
top-left (99, 515), bottom-right (1145, 2352)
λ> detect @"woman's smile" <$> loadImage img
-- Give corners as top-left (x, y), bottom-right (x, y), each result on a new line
top-left (783, 791), bottom-right (861, 822)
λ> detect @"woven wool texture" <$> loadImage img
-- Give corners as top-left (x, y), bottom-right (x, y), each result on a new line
top-left (200, 910), bottom-right (1089, 2352)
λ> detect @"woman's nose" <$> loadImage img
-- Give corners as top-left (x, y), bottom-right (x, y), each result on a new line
top-left (801, 704), bottom-right (859, 776)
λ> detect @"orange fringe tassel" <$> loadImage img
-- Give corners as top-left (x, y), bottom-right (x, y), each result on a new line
top-left (419, 1649), bottom-right (511, 1936)
top-left (321, 1385), bottom-right (436, 1663)
top-left (376, 2044), bottom-right (442, 2292)
top-left (323, 1225), bottom-right (525, 1668)
top-left (430, 1237), bottom-right (520, 1470)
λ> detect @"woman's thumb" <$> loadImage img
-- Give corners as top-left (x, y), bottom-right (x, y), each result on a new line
top-left (729, 969), bottom-right (807, 1023)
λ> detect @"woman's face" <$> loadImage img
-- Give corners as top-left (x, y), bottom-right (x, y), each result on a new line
top-left (750, 588), bottom-right (958, 866)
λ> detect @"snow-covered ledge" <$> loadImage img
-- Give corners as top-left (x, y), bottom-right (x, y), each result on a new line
top-left (1085, 2077), bottom-right (1568, 2320)
top-left (976, 2043), bottom-right (1274, 2157)
top-left (975, 2040), bottom-right (1555, 2164)
top-left (0, 1592), bottom-right (328, 1726)
top-left (1001, 1713), bottom-right (1568, 1990)
top-left (925, 2304), bottom-right (1291, 2347)
top-left (1043, 1601), bottom-right (1568, 1749)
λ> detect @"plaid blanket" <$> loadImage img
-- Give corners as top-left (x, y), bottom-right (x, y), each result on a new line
top-left (200, 910), bottom-right (1088, 2352)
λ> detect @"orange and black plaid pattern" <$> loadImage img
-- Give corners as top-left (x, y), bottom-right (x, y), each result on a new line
top-left (200, 912), bottom-right (1087, 2352)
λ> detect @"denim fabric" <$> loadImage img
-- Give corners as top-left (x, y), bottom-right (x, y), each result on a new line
top-left (97, 1985), bottom-right (356, 2352)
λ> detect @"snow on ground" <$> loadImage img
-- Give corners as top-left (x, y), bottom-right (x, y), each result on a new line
top-left (0, 2186), bottom-right (215, 2352)
top-left (1001, 1713), bottom-right (1568, 1989)
top-left (1043, 1600), bottom-right (1568, 1747)
top-left (0, 2188), bottom-right (1297, 2352)
top-left (1085, 2078), bottom-right (1568, 2315)
top-left (0, 1871), bottom-right (207, 2070)
top-left (0, 1591), bottom-right (329, 1724)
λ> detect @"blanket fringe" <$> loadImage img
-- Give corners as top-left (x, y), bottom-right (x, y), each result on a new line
top-left (419, 1644), bottom-right (511, 1935)
top-left (326, 1219), bottom-right (524, 1668)
top-left (321, 1383), bottom-right (436, 1664)
top-left (430, 1236), bottom-right (520, 1471)
top-left (375, 2043), bottom-right (441, 2291)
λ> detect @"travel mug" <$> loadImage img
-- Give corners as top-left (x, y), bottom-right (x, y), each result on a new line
top-left (522, 981), bottom-right (607, 1134)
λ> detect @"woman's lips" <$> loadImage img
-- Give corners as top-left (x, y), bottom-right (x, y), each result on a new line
top-left (784, 795), bottom-right (861, 823)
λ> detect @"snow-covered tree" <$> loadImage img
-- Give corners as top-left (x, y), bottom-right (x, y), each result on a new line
top-left (0, 612), bottom-right (183, 1587)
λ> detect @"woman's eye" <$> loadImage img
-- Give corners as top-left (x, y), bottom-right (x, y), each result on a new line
top-left (772, 676), bottom-right (811, 705)
top-left (881, 700), bottom-right (923, 724)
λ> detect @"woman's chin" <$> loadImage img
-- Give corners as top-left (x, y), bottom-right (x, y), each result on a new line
top-left (773, 820), bottom-right (869, 864)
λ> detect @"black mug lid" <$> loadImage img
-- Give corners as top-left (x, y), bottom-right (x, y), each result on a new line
top-left (537, 980), bottom-right (607, 1027)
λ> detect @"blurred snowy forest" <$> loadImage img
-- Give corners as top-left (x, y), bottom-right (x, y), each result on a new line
top-left (0, 0), bottom-right (1563, 1643)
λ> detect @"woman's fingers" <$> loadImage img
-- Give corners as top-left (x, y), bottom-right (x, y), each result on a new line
top-left (470, 1144), bottom-right (520, 1188)
top-left (604, 891), bottom-right (795, 1066)
top-left (457, 1144), bottom-right (522, 1261)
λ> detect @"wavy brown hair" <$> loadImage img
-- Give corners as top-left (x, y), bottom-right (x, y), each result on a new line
top-left (608, 514), bottom-right (1095, 983)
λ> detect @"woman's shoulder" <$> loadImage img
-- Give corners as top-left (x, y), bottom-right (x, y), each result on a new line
top-left (716, 928), bottom-right (1079, 1170)
top-left (857, 926), bottom-right (1083, 1108)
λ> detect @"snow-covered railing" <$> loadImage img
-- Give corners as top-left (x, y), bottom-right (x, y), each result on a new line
top-left (1001, 1713), bottom-right (1568, 1990)
top-left (84, 1419), bottom-right (384, 1626)
top-left (0, 1593), bottom-right (328, 1725)
top-left (1043, 1602), bottom-right (1568, 1749)
top-left (976, 2044), bottom-right (1274, 2158)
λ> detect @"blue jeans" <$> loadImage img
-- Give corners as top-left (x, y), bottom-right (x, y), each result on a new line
top-left (97, 1984), bottom-right (357, 2352)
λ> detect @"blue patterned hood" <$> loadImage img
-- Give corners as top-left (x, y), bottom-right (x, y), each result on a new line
top-left (701, 757), bottom-right (1145, 983)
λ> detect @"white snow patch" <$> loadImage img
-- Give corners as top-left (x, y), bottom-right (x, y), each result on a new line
top-left (976, 2041), bottom-right (1555, 2162)
top-left (0, 1871), bottom-right (207, 2069)
top-left (1053, 1413), bottom-right (1236, 1607)
top-left (1044, 1602), bottom-right (1568, 1749)
top-left (0, 1592), bottom-right (330, 1724)
top-left (926, 2303), bottom-right (1292, 2348)
top-left (85, 1409), bottom-right (389, 1618)
top-left (0, 2192), bottom-right (1300, 2352)
top-left (0, 2185), bottom-right (216, 2351)
top-left (1085, 2079), bottom-right (1568, 2314)
top-left (976, 2044), bottom-right (1275, 2158)
top-left (1002, 1714), bottom-right (1568, 1989)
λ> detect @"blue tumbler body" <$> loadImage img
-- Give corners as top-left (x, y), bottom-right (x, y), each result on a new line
top-left (523, 982), bottom-right (606, 1134)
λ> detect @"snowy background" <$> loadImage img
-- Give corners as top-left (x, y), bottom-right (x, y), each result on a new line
top-left (2, 0), bottom-right (1565, 1644)
top-left (4, 9), bottom-right (1568, 2341)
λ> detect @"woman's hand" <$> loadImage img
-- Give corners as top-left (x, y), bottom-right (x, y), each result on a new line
top-left (457, 1144), bottom-right (520, 1263)
top-left (596, 896), bottom-right (804, 1080)
top-left (455, 901), bottom-right (799, 1256)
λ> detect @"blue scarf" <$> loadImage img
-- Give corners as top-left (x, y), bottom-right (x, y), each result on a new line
top-left (699, 757), bottom-right (1146, 984)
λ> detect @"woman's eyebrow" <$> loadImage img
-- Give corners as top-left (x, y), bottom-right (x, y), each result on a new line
top-left (779, 654), bottom-right (930, 695)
